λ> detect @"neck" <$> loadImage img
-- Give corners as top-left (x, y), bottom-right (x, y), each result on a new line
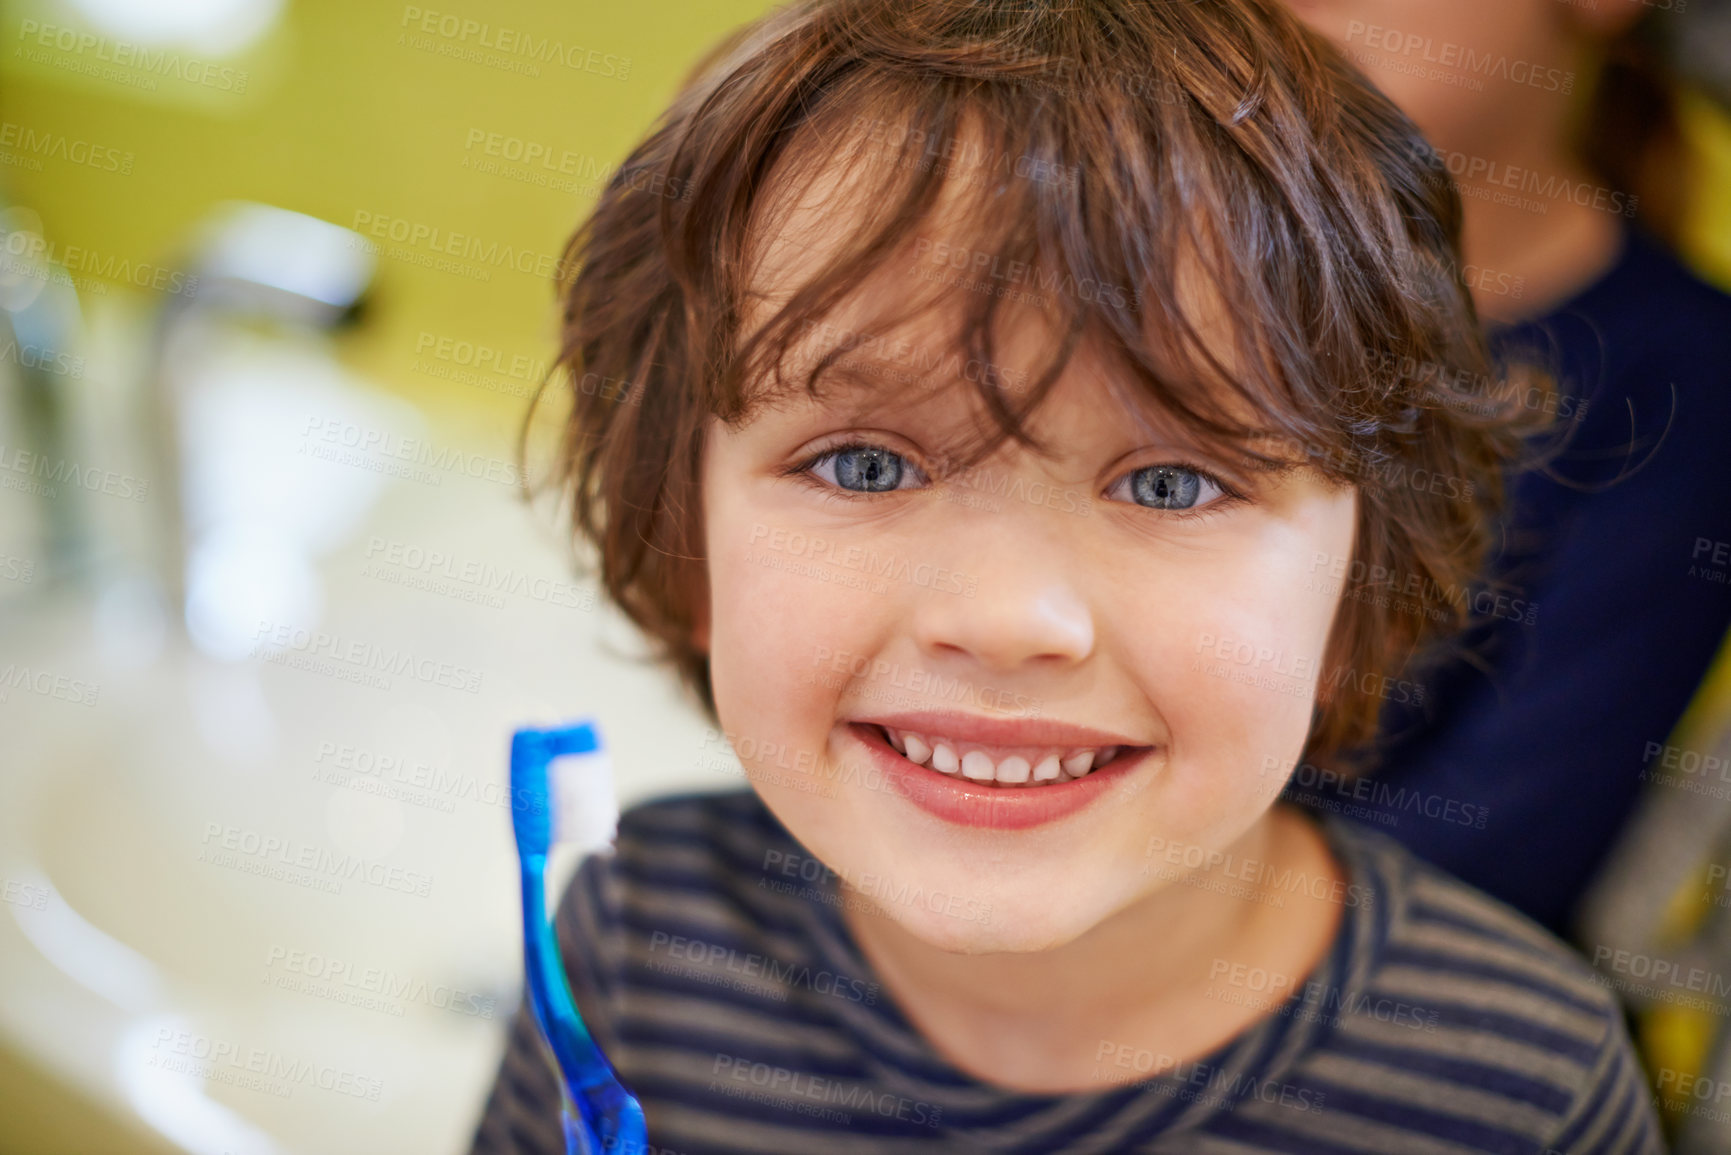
top-left (1456, 149), bottom-right (1626, 323)
top-left (1433, 45), bottom-right (1627, 324)
top-left (839, 805), bottom-right (1345, 1091)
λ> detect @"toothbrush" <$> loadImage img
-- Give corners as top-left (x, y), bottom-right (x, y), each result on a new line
top-left (510, 721), bottom-right (648, 1155)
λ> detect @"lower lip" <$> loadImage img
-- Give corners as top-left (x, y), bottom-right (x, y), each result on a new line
top-left (846, 722), bottom-right (1153, 830)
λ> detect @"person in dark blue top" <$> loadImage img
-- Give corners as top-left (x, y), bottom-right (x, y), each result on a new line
top-left (1285, 1), bottom-right (1731, 934)
top-left (1296, 221), bottom-right (1731, 933)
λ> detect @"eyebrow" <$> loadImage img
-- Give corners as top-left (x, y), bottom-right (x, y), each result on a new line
top-left (784, 348), bottom-right (1312, 483)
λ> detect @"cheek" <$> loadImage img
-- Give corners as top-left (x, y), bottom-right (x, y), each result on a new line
top-left (1124, 502), bottom-right (1352, 808)
top-left (1152, 601), bottom-right (1322, 813)
top-left (704, 501), bottom-right (886, 786)
top-left (708, 527), bottom-right (832, 730)
top-left (705, 535), bottom-right (854, 851)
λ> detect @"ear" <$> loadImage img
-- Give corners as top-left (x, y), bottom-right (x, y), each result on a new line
top-left (1566, 0), bottom-right (1647, 40)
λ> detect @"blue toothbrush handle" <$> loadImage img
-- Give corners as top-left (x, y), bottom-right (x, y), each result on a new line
top-left (520, 859), bottom-right (649, 1154)
top-left (511, 723), bottom-right (649, 1155)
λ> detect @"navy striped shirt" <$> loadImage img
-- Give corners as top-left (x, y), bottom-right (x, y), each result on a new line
top-left (468, 790), bottom-right (1664, 1153)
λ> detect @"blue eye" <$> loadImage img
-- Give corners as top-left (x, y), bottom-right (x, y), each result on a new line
top-left (814, 445), bottom-right (916, 493)
top-left (1120, 465), bottom-right (1226, 511)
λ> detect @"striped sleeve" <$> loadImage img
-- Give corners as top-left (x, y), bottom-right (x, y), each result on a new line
top-left (467, 999), bottom-right (565, 1155)
top-left (1539, 995), bottom-right (1665, 1154)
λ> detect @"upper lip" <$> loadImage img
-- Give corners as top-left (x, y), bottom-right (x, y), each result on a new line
top-left (848, 710), bottom-right (1151, 750)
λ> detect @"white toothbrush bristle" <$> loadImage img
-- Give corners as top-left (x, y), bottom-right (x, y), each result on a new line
top-left (548, 751), bottom-right (620, 853)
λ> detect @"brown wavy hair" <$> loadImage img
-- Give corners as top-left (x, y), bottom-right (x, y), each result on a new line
top-left (536, 0), bottom-right (1539, 763)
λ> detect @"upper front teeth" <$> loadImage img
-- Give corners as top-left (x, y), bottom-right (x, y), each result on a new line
top-left (1061, 750), bottom-right (1095, 776)
top-left (961, 751), bottom-right (996, 781)
top-left (883, 727), bottom-right (1122, 785)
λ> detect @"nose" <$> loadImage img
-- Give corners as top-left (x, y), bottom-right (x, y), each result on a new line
top-left (907, 512), bottom-right (1096, 674)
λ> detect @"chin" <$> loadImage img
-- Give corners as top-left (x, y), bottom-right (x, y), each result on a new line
top-left (881, 888), bottom-right (1103, 956)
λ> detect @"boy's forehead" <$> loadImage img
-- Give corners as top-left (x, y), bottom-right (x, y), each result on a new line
top-left (742, 125), bottom-right (935, 325)
top-left (754, 281), bottom-right (1254, 446)
top-left (737, 108), bottom-right (1293, 464)
top-left (763, 319), bottom-right (1279, 467)
top-left (744, 118), bottom-right (1242, 351)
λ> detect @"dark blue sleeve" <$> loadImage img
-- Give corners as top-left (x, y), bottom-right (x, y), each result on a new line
top-left (1542, 1001), bottom-right (1666, 1154)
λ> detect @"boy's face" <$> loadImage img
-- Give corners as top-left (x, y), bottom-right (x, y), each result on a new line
top-left (698, 176), bottom-right (1357, 955)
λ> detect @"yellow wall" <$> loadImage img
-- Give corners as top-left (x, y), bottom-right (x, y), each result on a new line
top-left (4, 0), bottom-right (1728, 450)
top-left (0, 0), bottom-right (777, 441)
top-left (1681, 85), bottom-right (1731, 291)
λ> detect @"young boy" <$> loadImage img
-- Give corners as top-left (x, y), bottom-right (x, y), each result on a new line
top-left (470, 0), bottom-right (1663, 1151)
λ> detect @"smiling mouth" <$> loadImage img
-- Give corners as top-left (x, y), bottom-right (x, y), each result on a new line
top-left (868, 723), bottom-right (1151, 787)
